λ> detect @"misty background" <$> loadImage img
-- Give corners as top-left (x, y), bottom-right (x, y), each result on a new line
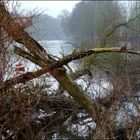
top-left (18, 1), bottom-right (139, 45)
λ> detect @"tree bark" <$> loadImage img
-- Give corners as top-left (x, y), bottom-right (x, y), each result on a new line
top-left (0, 4), bottom-right (140, 139)
top-left (0, 3), bottom-right (97, 119)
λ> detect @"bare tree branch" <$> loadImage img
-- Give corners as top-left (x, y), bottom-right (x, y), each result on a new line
top-left (0, 4), bottom-right (50, 63)
top-left (1, 4), bottom-right (140, 136)
top-left (1, 46), bottom-right (140, 92)
top-left (0, 3), bottom-right (97, 120)
top-left (101, 15), bottom-right (140, 47)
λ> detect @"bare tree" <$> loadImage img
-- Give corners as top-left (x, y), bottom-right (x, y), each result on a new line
top-left (0, 2), bottom-right (140, 140)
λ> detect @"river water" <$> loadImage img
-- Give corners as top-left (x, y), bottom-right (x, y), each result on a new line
top-left (25, 40), bottom-right (80, 72)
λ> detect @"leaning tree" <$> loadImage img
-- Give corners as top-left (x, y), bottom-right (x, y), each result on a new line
top-left (0, 2), bottom-right (140, 140)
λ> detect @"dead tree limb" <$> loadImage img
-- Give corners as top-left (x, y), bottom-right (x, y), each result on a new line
top-left (0, 3), bottom-right (97, 119)
top-left (0, 4), bottom-right (50, 63)
top-left (0, 47), bottom-right (134, 91)
top-left (0, 3), bottom-right (140, 129)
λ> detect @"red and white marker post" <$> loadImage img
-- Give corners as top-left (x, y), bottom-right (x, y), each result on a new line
top-left (15, 61), bottom-right (25, 76)
top-left (15, 60), bottom-right (26, 90)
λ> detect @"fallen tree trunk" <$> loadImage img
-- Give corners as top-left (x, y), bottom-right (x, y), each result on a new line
top-left (1, 46), bottom-right (139, 92)
top-left (0, 3), bottom-right (97, 119)
top-left (0, 3), bottom-right (140, 139)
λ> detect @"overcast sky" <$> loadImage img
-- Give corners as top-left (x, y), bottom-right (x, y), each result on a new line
top-left (8, 1), bottom-right (133, 18)
top-left (13, 1), bottom-right (80, 18)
